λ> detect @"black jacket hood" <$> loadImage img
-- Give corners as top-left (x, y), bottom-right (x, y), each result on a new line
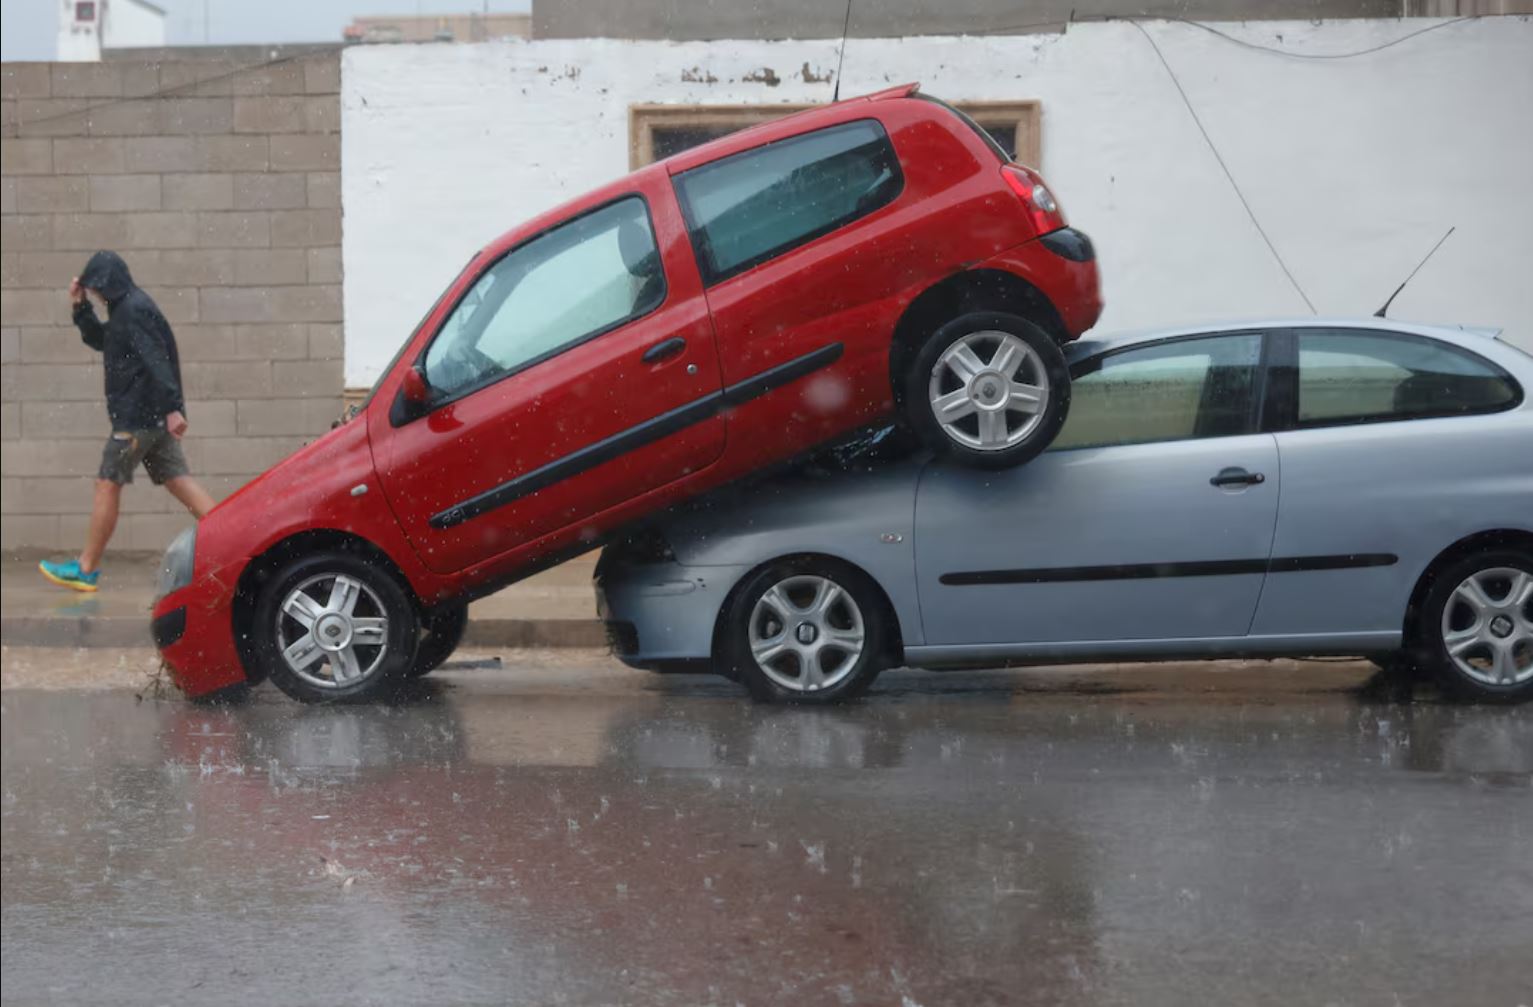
top-left (79, 250), bottom-right (135, 305)
top-left (71, 252), bottom-right (186, 429)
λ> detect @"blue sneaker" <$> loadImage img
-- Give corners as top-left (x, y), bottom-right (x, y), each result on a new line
top-left (39, 559), bottom-right (100, 593)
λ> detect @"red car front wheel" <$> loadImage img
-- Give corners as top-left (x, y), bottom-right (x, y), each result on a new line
top-left (253, 550), bottom-right (419, 704)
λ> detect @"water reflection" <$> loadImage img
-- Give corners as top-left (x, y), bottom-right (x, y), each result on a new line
top-left (49, 594), bottom-right (102, 620)
top-left (2, 684), bottom-right (1528, 1005)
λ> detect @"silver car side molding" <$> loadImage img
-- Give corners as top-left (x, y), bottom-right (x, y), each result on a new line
top-left (904, 631), bottom-right (1402, 668)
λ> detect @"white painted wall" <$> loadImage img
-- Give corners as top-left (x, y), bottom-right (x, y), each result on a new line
top-left (342, 18), bottom-right (1533, 384)
top-left (57, 0), bottom-right (166, 61)
top-left (57, 0), bottom-right (102, 61)
top-left (105, 0), bottom-right (166, 49)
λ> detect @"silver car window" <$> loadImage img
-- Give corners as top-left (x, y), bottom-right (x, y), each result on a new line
top-left (1297, 329), bottom-right (1519, 427)
top-left (1052, 333), bottom-right (1262, 450)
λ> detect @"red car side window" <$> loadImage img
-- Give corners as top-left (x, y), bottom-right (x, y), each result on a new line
top-left (674, 119), bottom-right (903, 286)
top-left (420, 196), bottom-right (665, 402)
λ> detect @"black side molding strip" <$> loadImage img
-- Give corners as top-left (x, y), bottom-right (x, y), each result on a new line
top-left (1267, 553), bottom-right (1398, 574)
top-left (940, 553), bottom-right (1397, 586)
top-left (430, 342), bottom-right (843, 530)
top-left (721, 343), bottom-right (843, 406)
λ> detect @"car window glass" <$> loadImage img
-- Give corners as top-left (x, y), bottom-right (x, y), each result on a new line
top-left (675, 120), bottom-right (901, 285)
top-left (1052, 333), bottom-right (1262, 450)
top-left (1297, 330), bottom-right (1517, 427)
top-left (423, 197), bottom-right (664, 398)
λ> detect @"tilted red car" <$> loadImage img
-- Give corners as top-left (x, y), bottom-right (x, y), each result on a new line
top-left (151, 83), bottom-right (1103, 702)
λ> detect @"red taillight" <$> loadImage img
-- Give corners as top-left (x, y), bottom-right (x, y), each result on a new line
top-left (1001, 164), bottom-right (1067, 237)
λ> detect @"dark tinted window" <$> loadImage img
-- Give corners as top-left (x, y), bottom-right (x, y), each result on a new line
top-left (674, 120), bottom-right (902, 285)
top-left (1053, 334), bottom-right (1263, 450)
top-left (1297, 330), bottom-right (1518, 427)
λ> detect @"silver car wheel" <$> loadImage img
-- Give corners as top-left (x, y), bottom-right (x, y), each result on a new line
top-left (275, 573), bottom-right (390, 689)
top-left (748, 575), bottom-right (866, 693)
top-left (928, 330), bottom-right (1050, 451)
top-left (1441, 566), bottom-right (1533, 687)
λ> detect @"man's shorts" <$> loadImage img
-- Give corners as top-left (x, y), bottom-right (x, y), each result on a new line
top-left (99, 429), bottom-right (190, 486)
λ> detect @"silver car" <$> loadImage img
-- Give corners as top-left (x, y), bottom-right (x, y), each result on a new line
top-left (595, 318), bottom-right (1533, 703)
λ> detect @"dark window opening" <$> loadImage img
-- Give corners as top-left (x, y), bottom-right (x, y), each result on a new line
top-left (652, 125), bottom-right (743, 161)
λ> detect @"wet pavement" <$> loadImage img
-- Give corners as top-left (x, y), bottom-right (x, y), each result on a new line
top-left (3, 652), bottom-right (1531, 1006)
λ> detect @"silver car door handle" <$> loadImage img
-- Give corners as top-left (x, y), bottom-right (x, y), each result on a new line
top-left (1210, 467), bottom-right (1265, 488)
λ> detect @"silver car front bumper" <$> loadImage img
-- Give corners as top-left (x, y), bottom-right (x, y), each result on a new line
top-left (595, 560), bottom-right (752, 667)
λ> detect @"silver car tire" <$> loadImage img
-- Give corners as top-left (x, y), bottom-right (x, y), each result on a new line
top-left (903, 311), bottom-right (1071, 470)
top-left (720, 558), bottom-right (892, 704)
top-left (255, 551), bottom-right (419, 704)
top-left (1419, 549), bottom-right (1533, 703)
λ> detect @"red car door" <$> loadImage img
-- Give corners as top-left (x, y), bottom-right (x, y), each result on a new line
top-left (371, 176), bottom-right (723, 575)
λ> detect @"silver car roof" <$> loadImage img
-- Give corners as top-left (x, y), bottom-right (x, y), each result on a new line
top-left (1067, 316), bottom-right (1507, 363)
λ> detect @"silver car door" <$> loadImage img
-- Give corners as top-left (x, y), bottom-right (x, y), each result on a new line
top-left (1252, 326), bottom-right (1533, 639)
top-left (914, 330), bottom-right (1279, 646)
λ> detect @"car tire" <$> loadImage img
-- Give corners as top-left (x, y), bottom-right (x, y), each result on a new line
top-left (1417, 549), bottom-right (1533, 703)
top-left (719, 557), bottom-right (892, 704)
top-left (903, 311), bottom-right (1071, 470)
top-left (254, 551), bottom-right (419, 704)
top-left (410, 603), bottom-right (468, 678)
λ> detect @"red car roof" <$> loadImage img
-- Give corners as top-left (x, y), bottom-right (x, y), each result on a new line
top-left (476, 83), bottom-right (921, 262)
top-left (661, 82), bottom-right (920, 175)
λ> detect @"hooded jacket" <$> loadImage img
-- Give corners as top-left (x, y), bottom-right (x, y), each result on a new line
top-left (73, 250), bottom-right (186, 431)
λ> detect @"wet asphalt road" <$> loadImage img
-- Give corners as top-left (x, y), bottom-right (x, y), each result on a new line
top-left (2, 656), bottom-right (1531, 1007)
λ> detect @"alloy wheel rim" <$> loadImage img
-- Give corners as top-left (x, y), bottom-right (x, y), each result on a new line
top-left (1441, 566), bottom-right (1533, 687)
top-left (276, 573), bottom-right (390, 689)
top-left (748, 575), bottom-right (866, 693)
top-left (928, 330), bottom-right (1050, 451)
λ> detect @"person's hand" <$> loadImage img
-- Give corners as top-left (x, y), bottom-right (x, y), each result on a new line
top-left (166, 411), bottom-right (189, 439)
top-left (69, 277), bottom-right (86, 305)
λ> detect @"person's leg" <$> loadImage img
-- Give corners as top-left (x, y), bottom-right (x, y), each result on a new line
top-left (163, 476), bottom-right (217, 519)
top-left (40, 434), bottom-right (135, 591)
top-left (78, 479), bottom-right (123, 573)
top-left (145, 432), bottom-right (214, 519)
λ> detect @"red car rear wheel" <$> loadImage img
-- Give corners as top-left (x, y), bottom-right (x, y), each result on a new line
top-left (904, 311), bottom-right (1071, 469)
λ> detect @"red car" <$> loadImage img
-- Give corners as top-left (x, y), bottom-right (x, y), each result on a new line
top-left (151, 84), bottom-right (1103, 702)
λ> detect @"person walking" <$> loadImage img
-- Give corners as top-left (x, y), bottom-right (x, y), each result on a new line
top-left (38, 251), bottom-right (217, 593)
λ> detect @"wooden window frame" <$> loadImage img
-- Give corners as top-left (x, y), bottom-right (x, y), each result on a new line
top-left (629, 99), bottom-right (1041, 170)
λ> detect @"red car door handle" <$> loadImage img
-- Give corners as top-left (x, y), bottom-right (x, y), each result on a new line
top-left (642, 337), bottom-right (687, 364)
top-left (1210, 467), bottom-right (1265, 488)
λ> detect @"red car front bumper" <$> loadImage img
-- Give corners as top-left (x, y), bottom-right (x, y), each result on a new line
top-left (152, 565), bottom-right (248, 698)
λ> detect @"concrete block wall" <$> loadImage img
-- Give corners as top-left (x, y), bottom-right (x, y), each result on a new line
top-left (1, 54), bottom-right (342, 554)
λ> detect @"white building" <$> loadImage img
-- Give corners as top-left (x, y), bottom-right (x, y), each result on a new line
top-left (57, 0), bottom-right (166, 62)
top-left (340, 18), bottom-right (1533, 387)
